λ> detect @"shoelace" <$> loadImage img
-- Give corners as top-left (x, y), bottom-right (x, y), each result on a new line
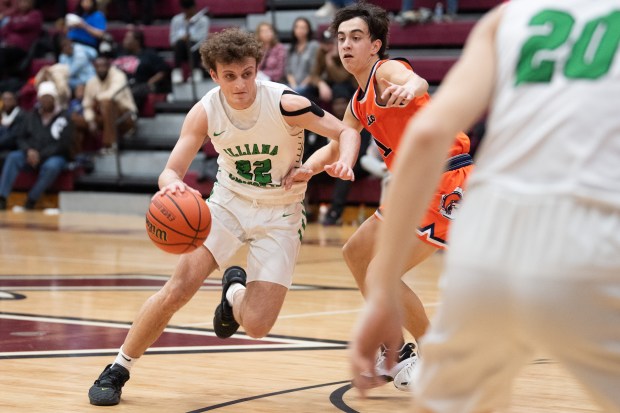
top-left (96, 368), bottom-right (127, 388)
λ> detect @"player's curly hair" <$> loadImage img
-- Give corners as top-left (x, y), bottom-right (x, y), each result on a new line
top-left (329, 1), bottom-right (390, 59)
top-left (200, 28), bottom-right (264, 72)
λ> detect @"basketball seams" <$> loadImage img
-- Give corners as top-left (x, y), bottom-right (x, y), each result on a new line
top-left (146, 191), bottom-right (212, 255)
top-left (147, 208), bottom-right (198, 240)
top-left (164, 193), bottom-right (200, 232)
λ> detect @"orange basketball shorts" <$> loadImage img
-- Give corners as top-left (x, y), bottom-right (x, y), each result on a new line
top-left (375, 154), bottom-right (473, 250)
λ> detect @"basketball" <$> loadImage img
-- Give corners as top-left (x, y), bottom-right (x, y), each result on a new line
top-left (145, 190), bottom-right (211, 254)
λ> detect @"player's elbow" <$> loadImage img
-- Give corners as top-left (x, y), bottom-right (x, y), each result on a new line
top-left (416, 78), bottom-right (429, 96)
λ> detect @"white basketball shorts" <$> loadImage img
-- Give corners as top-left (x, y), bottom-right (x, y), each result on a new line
top-left (204, 184), bottom-right (306, 288)
top-left (413, 185), bottom-right (620, 413)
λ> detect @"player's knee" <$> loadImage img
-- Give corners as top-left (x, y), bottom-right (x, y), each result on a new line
top-left (342, 239), bottom-right (355, 263)
top-left (160, 284), bottom-right (194, 312)
top-left (243, 322), bottom-right (271, 339)
top-left (241, 314), bottom-right (275, 338)
top-left (343, 237), bottom-right (366, 266)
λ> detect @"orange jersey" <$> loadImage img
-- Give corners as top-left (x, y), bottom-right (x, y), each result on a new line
top-left (350, 58), bottom-right (470, 170)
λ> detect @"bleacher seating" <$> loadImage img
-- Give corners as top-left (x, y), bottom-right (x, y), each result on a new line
top-left (368, 0), bottom-right (502, 13)
top-left (18, 0), bottom-right (500, 210)
top-left (103, 0), bottom-right (265, 22)
top-left (13, 169), bottom-right (81, 193)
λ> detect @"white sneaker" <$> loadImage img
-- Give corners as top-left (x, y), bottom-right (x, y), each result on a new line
top-left (171, 68), bottom-right (184, 84)
top-left (315, 1), bottom-right (336, 18)
top-left (374, 342), bottom-right (418, 391)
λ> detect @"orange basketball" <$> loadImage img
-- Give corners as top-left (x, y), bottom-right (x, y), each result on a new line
top-left (145, 190), bottom-right (212, 254)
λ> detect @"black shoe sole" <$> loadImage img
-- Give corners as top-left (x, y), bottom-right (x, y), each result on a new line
top-left (88, 386), bottom-right (122, 406)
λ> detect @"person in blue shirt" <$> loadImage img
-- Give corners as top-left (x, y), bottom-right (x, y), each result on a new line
top-left (59, 36), bottom-right (96, 92)
top-left (66, 0), bottom-right (107, 56)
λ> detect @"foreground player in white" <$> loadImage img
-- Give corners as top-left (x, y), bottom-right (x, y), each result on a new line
top-left (350, 1), bottom-right (620, 412)
top-left (88, 28), bottom-right (359, 406)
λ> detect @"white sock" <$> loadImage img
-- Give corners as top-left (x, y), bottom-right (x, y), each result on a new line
top-left (226, 283), bottom-right (246, 307)
top-left (113, 346), bottom-right (138, 372)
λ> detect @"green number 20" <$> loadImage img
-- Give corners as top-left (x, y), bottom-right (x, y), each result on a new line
top-left (516, 10), bottom-right (620, 84)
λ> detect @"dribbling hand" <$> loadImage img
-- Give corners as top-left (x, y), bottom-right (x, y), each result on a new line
top-left (155, 181), bottom-right (202, 199)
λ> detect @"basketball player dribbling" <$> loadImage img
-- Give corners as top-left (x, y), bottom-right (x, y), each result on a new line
top-left (296, 2), bottom-right (473, 390)
top-left (87, 28), bottom-right (360, 406)
top-left (350, 1), bottom-right (620, 412)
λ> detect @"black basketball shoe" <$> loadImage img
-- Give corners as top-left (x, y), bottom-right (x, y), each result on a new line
top-left (213, 266), bottom-right (247, 338)
top-left (88, 364), bottom-right (130, 406)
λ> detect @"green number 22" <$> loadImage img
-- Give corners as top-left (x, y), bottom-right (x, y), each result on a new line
top-left (235, 159), bottom-right (273, 185)
top-left (516, 10), bottom-right (620, 84)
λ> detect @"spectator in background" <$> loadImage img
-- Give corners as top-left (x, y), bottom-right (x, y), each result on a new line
top-left (169, 0), bottom-right (209, 84)
top-left (58, 36), bottom-right (96, 94)
top-left (34, 63), bottom-right (71, 109)
top-left (81, 56), bottom-right (137, 153)
top-left (285, 17), bottom-right (319, 96)
top-left (66, 0), bottom-right (107, 58)
top-left (0, 81), bottom-right (74, 211)
top-left (360, 139), bottom-right (390, 204)
top-left (0, 0), bottom-right (42, 80)
top-left (256, 22), bottom-right (287, 84)
top-left (396, 0), bottom-right (459, 25)
top-left (114, 29), bottom-right (170, 108)
top-left (302, 83), bottom-right (369, 225)
top-left (308, 29), bottom-right (356, 107)
top-left (321, 84), bottom-right (370, 225)
top-left (0, 90), bottom-right (25, 154)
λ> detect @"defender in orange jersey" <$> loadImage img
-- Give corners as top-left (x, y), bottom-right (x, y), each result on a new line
top-left (284, 2), bottom-right (473, 392)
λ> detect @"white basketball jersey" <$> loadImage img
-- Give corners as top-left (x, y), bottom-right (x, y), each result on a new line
top-left (201, 80), bottom-right (306, 204)
top-left (470, 0), bottom-right (620, 208)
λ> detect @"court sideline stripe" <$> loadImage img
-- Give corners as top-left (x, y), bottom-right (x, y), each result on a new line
top-left (186, 380), bottom-right (351, 412)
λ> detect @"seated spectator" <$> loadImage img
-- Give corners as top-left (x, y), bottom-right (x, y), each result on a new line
top-left (0, 0), bottom-right (42, 80)
top-left (34, 64), bottom-right (71, 109)
top-left (395, 0), bottom-right (458, 25)
top-left (81, 56), bottom-right (137, 153)
top-left (308, 29), bottom-right (356, 107)
top-left (0, 90), bottom-right (24, 153)
top-left (255, 22), bottom-right (287, 84)
top-left (66, 0), bottom-right (107, 58)
top-left (301, 84), bottom-right (370, 225)
top-left (0, 81), bottom-right (74, 211)
top-left (285, 17), bottom-right (319, 96)
top-left (114, 29), bottom-right (170, 108)
top-left (320, 84), bottom-right (370, 225)
top-left (169, 0), bottom-right (209, 84)
top-left (58, 36), bottom-right (96, 93)
top-left (359, 139), bottom-right (390, 204)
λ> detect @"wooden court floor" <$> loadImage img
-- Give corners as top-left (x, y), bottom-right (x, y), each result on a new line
top-left (0, 211), bottom-right (605, 412)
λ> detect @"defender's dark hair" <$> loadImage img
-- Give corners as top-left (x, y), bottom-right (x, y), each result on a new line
top-left (329, 1), bottom-right (390, 59)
